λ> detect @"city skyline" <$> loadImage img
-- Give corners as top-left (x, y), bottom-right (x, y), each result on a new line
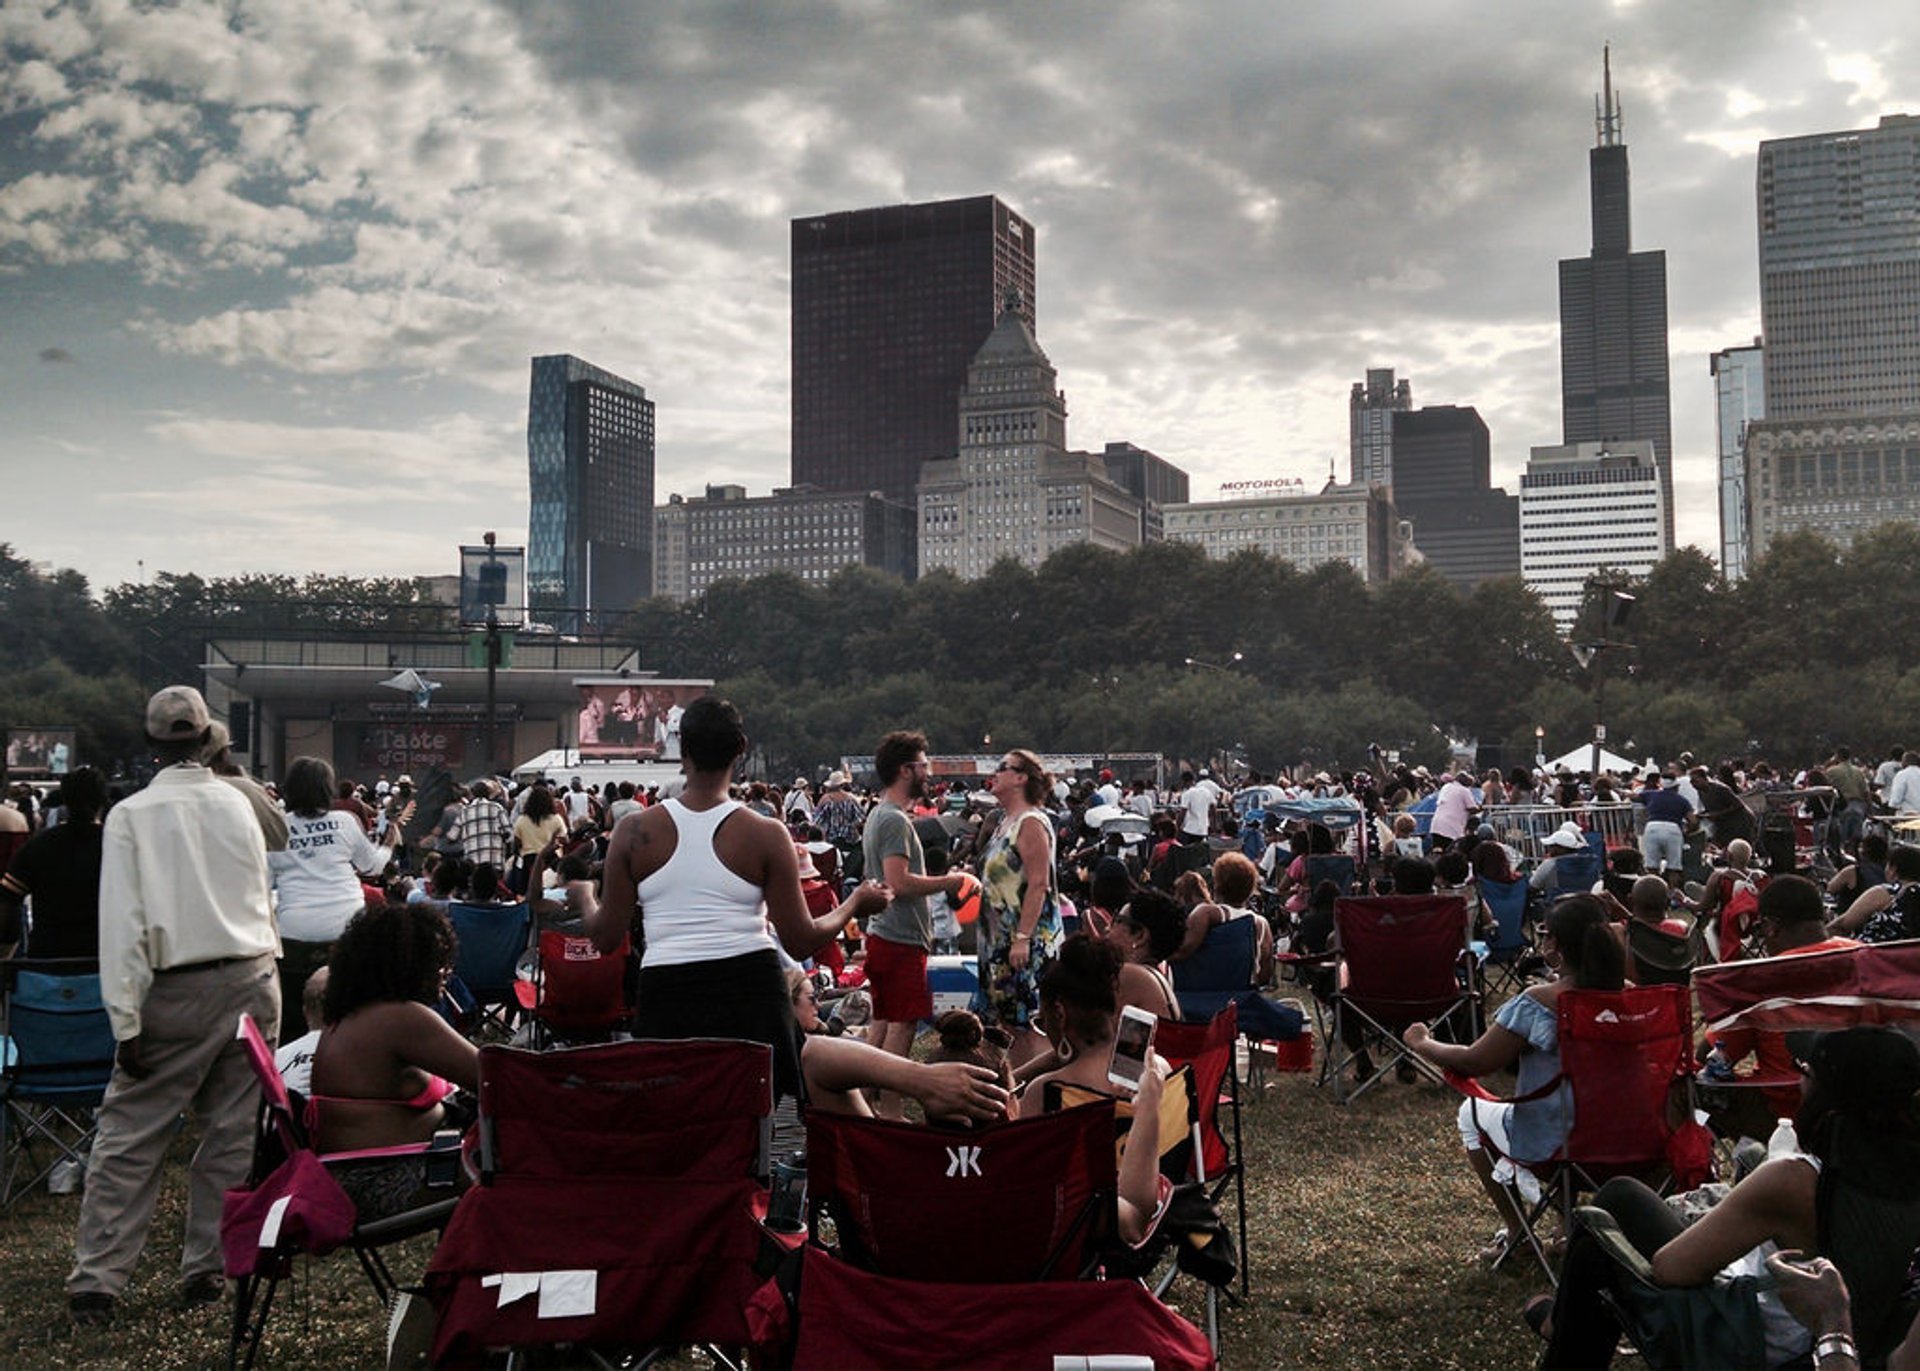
top-left (3, 2), bottom-right (1916, 591)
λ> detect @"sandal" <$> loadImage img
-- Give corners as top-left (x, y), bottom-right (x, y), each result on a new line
top-left (1524, 1293), bottom-right (1554, 1341)
top-left (1477, 1227), bottom-right (1512, 1266)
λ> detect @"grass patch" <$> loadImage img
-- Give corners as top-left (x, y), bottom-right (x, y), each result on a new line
top-left (0, 1056), bottom-right (1551, 1369)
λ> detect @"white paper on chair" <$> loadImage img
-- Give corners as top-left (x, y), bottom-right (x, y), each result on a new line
top-left (258, 1195), bottom-right (292, 1248)
top-left (536, 1270), bottom-right (596, 1319)
top-left (481, 1272), bottom-right (543, 1308)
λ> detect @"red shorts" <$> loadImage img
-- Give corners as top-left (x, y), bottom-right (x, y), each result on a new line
top-left (862, 935), bottom-right (931, 1022)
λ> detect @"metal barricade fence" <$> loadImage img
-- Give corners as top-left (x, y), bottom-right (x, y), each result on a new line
top-left (1478, 803), bottom-right (1640, 862)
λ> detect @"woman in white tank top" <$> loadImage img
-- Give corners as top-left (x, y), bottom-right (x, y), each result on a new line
top-left (586, 696), bottom-right (886, 1100)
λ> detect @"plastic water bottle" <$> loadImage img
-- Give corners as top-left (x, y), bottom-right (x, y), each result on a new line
top-left (1703, 1046), bottom-right (1734, 1082)
top-left (47, 1159), bottom-right (80, 1194)
top-left (1766, 1116), bottom-right (1800, 1161)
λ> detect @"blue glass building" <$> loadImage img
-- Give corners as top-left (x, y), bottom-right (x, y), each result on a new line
top-left (527, 354), bottom-right (654, 623)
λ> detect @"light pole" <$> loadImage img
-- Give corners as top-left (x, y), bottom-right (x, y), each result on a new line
top-left (1534, 724), bottom-right (1546, 771)
top-left (1182, 652), bottom-right (1244, 673)
top-left (481, 531), bottom-right (503, 775)
top-left (1572, 583), bottom-right (1635, 777)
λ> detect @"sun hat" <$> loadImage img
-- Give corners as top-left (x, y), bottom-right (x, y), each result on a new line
top-left (1543, 823), bottom-right (1585, 851)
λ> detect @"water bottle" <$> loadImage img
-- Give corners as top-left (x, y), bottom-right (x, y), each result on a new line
top-left (1703, 1046), bottom-right (1734, 1082)
top-left (1766, 1116), bottom-right (1800, 1161)
top-left (767, 1150), bottom-right (807, 1233)
top-left (47, 1159), bottom-right (81, 1194)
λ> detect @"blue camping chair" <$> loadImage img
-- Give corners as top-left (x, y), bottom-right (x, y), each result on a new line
top-left (0, 959), bottom-right (116, 1206)
top-left (445, 901), bottom-right (532, 1036)
top-left (1303, 853), bottom-right (1358, 897)
top-left (1549, 850), bottom-right (1602, 898)
top-left (1472, 875), bottom-right (1535, 995)
top-left (1171, 916), bottom-right (1260, 1024)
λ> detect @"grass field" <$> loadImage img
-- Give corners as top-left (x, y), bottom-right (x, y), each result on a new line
top-left (0, 1048), bottom-right (1554, 1370)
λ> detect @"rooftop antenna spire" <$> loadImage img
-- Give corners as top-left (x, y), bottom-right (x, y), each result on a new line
top-left (1595, 43), bottom-right (1622, 147)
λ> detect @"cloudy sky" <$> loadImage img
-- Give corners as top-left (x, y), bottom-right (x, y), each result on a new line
top-left (2, 0), bottom-right (1914, 592)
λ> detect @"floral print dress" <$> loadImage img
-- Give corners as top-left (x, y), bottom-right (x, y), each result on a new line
top-left (974, 809), bottom-right (1062, 1029)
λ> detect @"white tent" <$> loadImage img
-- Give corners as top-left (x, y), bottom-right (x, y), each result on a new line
top-left (1544, 744), bottom-right (1641, 775)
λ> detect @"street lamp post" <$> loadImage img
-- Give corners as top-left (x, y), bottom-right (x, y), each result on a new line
top-left (481, 532), bottom-right (502, 775)
top-left (1572, 584), bottom-right (1636, 777)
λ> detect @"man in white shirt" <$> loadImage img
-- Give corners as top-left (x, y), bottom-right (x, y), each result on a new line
top-left (1886, 751), bottom-right (1920, 815)
top-left (784, 777), bottom-right (816, 824)
top-left (70, 686), bottom-right (280, 1326)
top-left (1178, 770), bottom-right (1219, 843)
top-left (1429, 773), bottom-right (1478, 849)
top-left (1093, 769), bottom-right (1123, 809)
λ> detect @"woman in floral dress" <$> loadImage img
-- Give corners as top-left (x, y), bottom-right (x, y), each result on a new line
top-left (975, 749), bottom-right (1063, 1067)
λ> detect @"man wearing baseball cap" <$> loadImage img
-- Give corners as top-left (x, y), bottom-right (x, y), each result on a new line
top-left (68, 685), bottom-right (280, 1326)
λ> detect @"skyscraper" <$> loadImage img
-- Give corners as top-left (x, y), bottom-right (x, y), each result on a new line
top-left (527, 354), bottom-right (654, 621)
top-left (916, 297), bottom-right (1142, 578)
top-left (1710, 342), bottom-right (1764, 581)
top-left (1557, 50), bottom-right (1673, 551)
top-left (1757, 114), bottom-right (1920, 420)
top-left (1389, 405), bottom-right (1521, 590)
top-left (1521, 440), bottom-right (1667, 632)
top-left (1350, 367), bottom-right (1412, 485)
top-left (791, 195), bottom-right (1036, 505)
top-left (1744, 113), bottom-right (1920, 561)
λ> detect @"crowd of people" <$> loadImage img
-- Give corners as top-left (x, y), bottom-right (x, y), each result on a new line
top-left (5, 685), bottom-right (1920, 1368)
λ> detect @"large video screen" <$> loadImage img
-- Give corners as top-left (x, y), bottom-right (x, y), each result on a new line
top-left (574, 680), bottom-right (713, 761)
top-left (7, 727), bottom-right (76, 777)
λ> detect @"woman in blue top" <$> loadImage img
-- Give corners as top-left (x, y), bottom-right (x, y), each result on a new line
top-left (1402, 894), bottom-right (1625, 1264)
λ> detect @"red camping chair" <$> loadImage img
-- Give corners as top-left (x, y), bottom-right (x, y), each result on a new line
top-left (1156, 1006), bottom-right (1249, 1300)
top-left (788, 1243), bottom-right (1214, 1371)
top-left (1329, 895), bottom-right (1480, 1103)
top-left (222, 1013), bottom-right (460, 1370)
top-left (511, 927), bottom-right (631, 1047)
top-left (805, 1102), bottom-right (1117, 1284)
top-left (1446, 984), bottom-right (1695, 1283)
top-left (1694, 939), bottom-right (1920, 1120)
top-left (425, 1039), bottom-right (775, 1370)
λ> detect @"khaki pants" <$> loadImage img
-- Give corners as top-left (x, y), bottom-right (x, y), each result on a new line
top-left (69, 954), bottom-right (280, 1298)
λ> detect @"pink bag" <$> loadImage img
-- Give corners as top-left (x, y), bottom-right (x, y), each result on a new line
top-left (221, 1150), bottom-right (357, 1278)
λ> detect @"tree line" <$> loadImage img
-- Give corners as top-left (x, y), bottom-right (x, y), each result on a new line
top-left (5, 524), bottom-right (1920, 780)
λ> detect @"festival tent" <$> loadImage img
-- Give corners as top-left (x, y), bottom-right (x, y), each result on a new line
top-left (1544, 744), bottom-right (1642, 776)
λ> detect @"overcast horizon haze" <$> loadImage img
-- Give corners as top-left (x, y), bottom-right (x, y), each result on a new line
top-left (3, 1), bottom-right (1915, 595)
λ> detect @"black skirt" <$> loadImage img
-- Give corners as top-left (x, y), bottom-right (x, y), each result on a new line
top-left (633, 947), bottom-right (806, 1104)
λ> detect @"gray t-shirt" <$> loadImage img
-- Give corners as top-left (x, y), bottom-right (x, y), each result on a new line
top-left (863, 800), bottom-right (930, 949)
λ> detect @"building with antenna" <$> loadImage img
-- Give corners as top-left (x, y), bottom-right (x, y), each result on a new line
top-left (1557, 48), bottom-right (1673, 554)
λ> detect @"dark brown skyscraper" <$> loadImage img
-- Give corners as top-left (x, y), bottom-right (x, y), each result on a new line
top-left (1557, 48), bottom-right (1673, 551)
top-left (791, 195), bottom-right (1035, 505)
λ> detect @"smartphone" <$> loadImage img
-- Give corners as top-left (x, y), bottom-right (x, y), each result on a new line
top-left (1107, 1004), bottom-right (1158, 1092)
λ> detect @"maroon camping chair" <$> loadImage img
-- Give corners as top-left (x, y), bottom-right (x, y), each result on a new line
top-left (1156, 1006), bottom-right (1249, 1299)
top-left (804, 1101), bottom-right (1116, 1284)
top-left (511, 927), bottom-right (631, 1047)
top-left (787, 1245), bottom-right (1214, 1371)
top-left (424, 1039), bottom-right (775, 1370)
top-left (1329, 895), bottom-right (1480, 1103)
top-left (796, 1101), bottom-right (1213, 1370)
top-left (1446, 984), bottom-right (1696, 1283)
top-left (222, 1013), bottom-right (460, 1370)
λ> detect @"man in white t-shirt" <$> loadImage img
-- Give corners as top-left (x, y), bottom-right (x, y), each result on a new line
top-left (1178, 770), bottom-right (1219, 843)
top-left (1093, 769), bottom-right (1122, 809)
top-left (1429, 773), bottom-right (1478, 849)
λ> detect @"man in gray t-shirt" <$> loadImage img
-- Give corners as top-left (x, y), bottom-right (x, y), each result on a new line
top-left (861, 731), bottom-right (967, 1118)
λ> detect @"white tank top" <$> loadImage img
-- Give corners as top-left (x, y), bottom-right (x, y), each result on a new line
top-left (636, 798), bottom-right (773, 968)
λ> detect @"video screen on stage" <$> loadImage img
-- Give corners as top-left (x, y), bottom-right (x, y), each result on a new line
top-left (573, 680), bottom-right (712, 761)
top-left (7, 727), bottom-right (76, 777)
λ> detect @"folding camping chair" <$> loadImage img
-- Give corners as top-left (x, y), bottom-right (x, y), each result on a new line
top-left (1626, 919), bottom-right (1695, 988)
top-left (787, 1246), bottom-right (1215, 1371)
top-left (445, 900), bottom-right (532, 1037)
top-left (1170, 915), bottom-right (1259, 1024)
top-left (223, 1013), bottom-right (461, 1370)
top-left (1328, 895), bottom-right (1479, 1104)
top-left (1446, 983), bottom-right (1694, 1283)
top-left (511, 926), bottom-right (631, 1048)
top-left (0, 958), bottom-right (114, 1207)
top-left (1155, 1009), bottom-right (1251, 1301)
top-left (1548, 850), bottom-right (1602, 898)
top-left (798, 1102), bottom-right (1215, 1371)
top-left (425, 1038), bottom-right (775, 1370)
top-left (1693, 939), bottom-right (1920, 1138)
top-left (805, 1102), bottom-right (1116, 1284)
top-left (1304, 852), bottom-right (1358, 896)
top-left (1045, 1066), bottom-right (1233, 1356)
top-left (1474, 874), bottom-right (1535, 996)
